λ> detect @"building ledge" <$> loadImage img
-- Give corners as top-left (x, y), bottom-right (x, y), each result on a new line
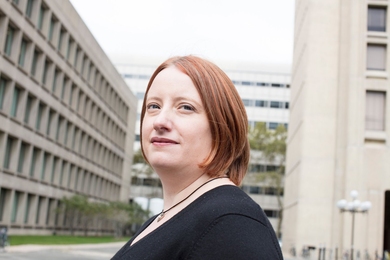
top-left (364, 130), bottom-right (386, 143)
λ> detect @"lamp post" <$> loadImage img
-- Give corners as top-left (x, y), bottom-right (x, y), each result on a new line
top-left (336, 190), bottom-right (372, 260)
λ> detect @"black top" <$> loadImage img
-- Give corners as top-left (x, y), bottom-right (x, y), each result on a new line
top-left (111, 185), bottom-right (283, 260)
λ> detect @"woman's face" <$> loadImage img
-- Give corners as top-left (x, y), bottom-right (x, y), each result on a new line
top-left (142, 66), bottom-right (212, 174)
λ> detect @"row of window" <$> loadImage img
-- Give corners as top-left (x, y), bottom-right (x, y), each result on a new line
top-left (0, 187), bottom-right (115, 230)
top-left (233, 81), bottom-right (290, 88)
top-left (367, 5), bottom-right (388, 71)
top-left (241, 185), bottom-right (284, 197)
top-left (0, 81), bottom-right (125, 176)
top-left (248, 164), bottom-right (282, 173)
top-left (2, 134), bottom-right (121, 200)
top-left (248, 121), bottom-right (288, 130)
top-left (0, 76), bottom-right (126, 171)
top-left (242, 99), bottom-right (289, 109)
top-left (2, 0), bottom-right (129, 123)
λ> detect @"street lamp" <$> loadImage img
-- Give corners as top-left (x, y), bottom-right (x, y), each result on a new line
top-left (336, 190), bottom-right (372, 260)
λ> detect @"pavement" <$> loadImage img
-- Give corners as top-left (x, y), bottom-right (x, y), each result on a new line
top-left (0, 242), bottom-right (125, 260)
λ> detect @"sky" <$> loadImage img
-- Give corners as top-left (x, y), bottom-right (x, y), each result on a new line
top-left (69, 0), bottom-right (295, 65)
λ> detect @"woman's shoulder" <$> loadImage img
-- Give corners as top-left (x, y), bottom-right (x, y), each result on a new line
top-left (193, 185), bottom-right (269, 225)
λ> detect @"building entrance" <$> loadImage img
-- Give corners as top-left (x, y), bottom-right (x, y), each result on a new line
top-left (384, 191), bottom-right (390, 253)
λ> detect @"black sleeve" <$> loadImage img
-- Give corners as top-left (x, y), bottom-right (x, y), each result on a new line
top-left (186, 214), bottom-right (284, 260)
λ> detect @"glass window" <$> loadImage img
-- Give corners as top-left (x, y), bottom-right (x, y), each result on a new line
top-left (270, 101), bottom-right (281, 108)
top-left (10, 87), bottom-right (20, 117)
top-left (11, 191), bottom-right (21, 223)
top-left (52, 69), bottom-right (59, 93)
top-left (17, 142), bottom-right (28, 173)
top-left (366, 91), bottom-right (386, 131)
top-left (41, 152), bottom-right (49, 180)
top-left (35, 196), bottom-right (42, 224)
top-left (42, 60), bottom-right (50, 85)
top-left (18, 38), bottom-right (28, 67)
top-left (255, 100), bottom-right (268, 107)
top-left (58, 28), bottom-right (65, 51)
top-left (38, 5), bottom-right (45, 30)
top-left (31, 50), bottom-right (39, 76)
top-left (25, 0), bottom-right (34, 18)
top-left (29, 147), bottom-right (38, 177)
top-left (4, 136), bottom-right (15, 169)
top-left (48, 17), bottom-right (55, 41)
top-left (0, 77), bottom-right (7, 110)
top-left (367, 44), bottom-right (386, 71)
top-left (24, 95), bottom-right (33, 124)
top-left (242, 99), bottom-right (253, 107)
top-left (24, 194), bottom-right (32, 223)
top-left (368, 6), bottom-right (386, 32)
top-left (36, 103), bottom-right (44, 130)
top-left (4, 27), bottom-right (15, 56)
top-left (268, 122), bottom-right (279, 130)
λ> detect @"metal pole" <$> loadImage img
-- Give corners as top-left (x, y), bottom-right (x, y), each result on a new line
top-left (351, 211), bottom-right (355, 260)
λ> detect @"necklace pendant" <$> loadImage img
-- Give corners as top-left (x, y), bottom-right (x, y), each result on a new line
top-left (157, 212), bottom-right (165, 222)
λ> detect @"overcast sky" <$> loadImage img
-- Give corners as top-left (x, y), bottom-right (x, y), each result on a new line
top-left (69, 0), bottom-right (295, 65)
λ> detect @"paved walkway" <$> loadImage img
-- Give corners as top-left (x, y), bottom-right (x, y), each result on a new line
top-left (0, 242), bottom-right (125, 260)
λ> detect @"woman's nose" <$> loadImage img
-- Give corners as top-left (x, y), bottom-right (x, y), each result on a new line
top-left (153, 109), bottom-right (172, 132)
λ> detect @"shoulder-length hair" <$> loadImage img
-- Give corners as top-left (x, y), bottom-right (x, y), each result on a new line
top-left (140, 56), bottom-right (249, 186)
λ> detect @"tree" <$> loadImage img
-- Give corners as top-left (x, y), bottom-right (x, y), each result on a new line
top-left (247, 122), bottom-right (287, 238)
top-left (108, 201), bottom-right (149, 238)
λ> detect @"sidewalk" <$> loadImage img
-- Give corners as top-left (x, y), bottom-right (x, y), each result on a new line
top-left (6, 241), bottom-right (125, 252)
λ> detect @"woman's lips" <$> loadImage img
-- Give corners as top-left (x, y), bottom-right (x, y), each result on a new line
top-left (151, 137), bottom-right (178, 144)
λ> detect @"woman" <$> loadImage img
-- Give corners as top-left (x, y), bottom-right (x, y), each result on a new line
top-left (112, 56), bottom-right (283, 260)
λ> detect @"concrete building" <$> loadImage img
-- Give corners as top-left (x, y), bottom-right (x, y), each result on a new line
top-left (113, 56), bottom-right (290, 235)
top-left (283, 0), bottom-right (390, 258)
top-left (0, 0), bottom-right (137, 235)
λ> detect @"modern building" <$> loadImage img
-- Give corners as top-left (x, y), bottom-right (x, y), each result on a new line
top-left (113, 55), bottom-right (291, 234)
top-left (283, 0), bottom-right (390, 258)
top-left (0, 0), bottom-right (137, 235)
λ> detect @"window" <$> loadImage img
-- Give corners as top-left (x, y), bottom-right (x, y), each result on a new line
top-left (241, 81), bottom-right (251, 86)
top-left (264, 210), bottom-right (279, 218)
top-left (52, 69), bottom-right (59, 93)
top-left (366, 91), bottom-right (386, 131)
top-left (4, 27), bottom-right (15, 56)
top-left (18, 38), bottom-right (28, 67)
top-left (270, 101), bottom-right (282, 108)
top-left (36, 102), bottom-right (45, 130)
top-left (25, 0), bottom-right (34, 18)
top-left (42, 60), bottom-right (50, 85)
top-left (24, 194), bottom-right (32, 223)
top-left (368, 6), bottom-right (386, 32)
top-left (11, 191), bottom-right (21, 223)
top-left (38, 5), bottom-right (46, 30)
top-left (255, 100), bottom-right (268, 107)
top-left (35, 196), bottom-right (43, 224)
top-left (58, 28), bottom-right (65, 51)
top-left (242, 99), bottom-right (253, 107)
top-left (41, 152), bottom-right (49, 180)
top-left (0, 77), bottom-right (7, 110)
top-left (24, 95), bottom-right (34, 124)
top-left (367, 44), bottom-right (386, 71)
top-left (29, 147), bottom-right (39, 177)
top-left (4, 136), bottom-right (15, 169)
top-left (10, 87), bottom-right (21, 117)
top-left (268, 122), bottom-right (279, 130)
top-left (17, 142), bottom-right (28, 173)
top-left (48, 17), bottom-right (56, 41)
top-left (31, 49), bottom-right (40, 76)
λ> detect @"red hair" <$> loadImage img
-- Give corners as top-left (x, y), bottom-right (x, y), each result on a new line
top-left (140, 56), bottom-right (249, 185)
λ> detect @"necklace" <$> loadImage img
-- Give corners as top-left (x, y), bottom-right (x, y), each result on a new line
top-left (156, 176), bottom-right (228, 222)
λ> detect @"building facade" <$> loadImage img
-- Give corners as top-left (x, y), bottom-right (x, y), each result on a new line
top-left (114, 56), bottom-right (290, 234)
top-left (0, 0), bottom-right (137, 235)
top-left (283, 0), bottom-right (390, 258)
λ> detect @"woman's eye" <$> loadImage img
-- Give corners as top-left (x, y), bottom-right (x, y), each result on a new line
top-left (180, 104), bottom-right (194, 111)
top-left (147, 104), bottom-right (160, 109)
